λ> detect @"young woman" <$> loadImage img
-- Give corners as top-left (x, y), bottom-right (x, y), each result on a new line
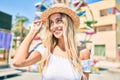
top-left (13, 3), bottom-right (90, 80)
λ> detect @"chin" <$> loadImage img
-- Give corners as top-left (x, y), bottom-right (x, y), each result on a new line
top-left (55, 36), bottom-right (62, 39)
top-left (54, 34), bottom-right (63, 39)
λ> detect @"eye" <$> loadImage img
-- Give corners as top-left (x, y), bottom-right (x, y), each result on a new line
top-left (49, 20), bottom-right (54, 26)
top-left (57, 19), bottom-right (62, 24)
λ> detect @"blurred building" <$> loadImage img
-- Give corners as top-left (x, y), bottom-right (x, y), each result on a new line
top-left (80, 0), bottom-right (120, 61)
top-left (0, 11), bottom-right (12, 68)
top-left (34, 0), bottom-right (120, 61)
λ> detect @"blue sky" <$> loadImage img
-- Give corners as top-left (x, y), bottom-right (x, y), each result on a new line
top-left (0, 0), bottom-right (102, 23)
top-left (0, 0), bottom-right (48, 24)
top-left (0, 0), bottom-right (120, 24)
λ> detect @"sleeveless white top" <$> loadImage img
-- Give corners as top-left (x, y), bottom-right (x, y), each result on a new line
top-left (35, 44), bottom-right (91, 80)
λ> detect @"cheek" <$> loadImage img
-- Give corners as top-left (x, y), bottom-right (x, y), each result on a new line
top-left (49, 27), bottom-right (54, 33)
top-left (60, 24), bottom-right (65, 30)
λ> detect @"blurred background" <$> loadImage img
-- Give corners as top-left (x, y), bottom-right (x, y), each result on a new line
top-left (0, 0), bottom-right (120, 80)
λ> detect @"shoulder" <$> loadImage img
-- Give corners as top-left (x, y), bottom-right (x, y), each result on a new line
top-left (80, 49), bottom-right (90, 54)
top-left (31, 43), bottom-right (46, 57)
top-left (79, 48), bottom-right (90, 60)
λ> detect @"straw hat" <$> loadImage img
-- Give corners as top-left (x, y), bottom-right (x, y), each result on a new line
top-left (40, 3), bottom-right (80, 29)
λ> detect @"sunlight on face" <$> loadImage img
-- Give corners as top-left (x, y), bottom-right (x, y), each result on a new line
top-left (49, 13), bottom-right (64, 39)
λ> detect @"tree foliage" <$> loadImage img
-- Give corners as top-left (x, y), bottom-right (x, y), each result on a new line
top-left (12, 15), bottom-right (29, 38)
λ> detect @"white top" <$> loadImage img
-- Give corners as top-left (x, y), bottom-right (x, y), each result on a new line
top-left (35, 44), bottom-right (91, 80)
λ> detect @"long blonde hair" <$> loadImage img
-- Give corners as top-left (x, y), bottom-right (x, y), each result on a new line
top-left (39, 13), bottom-right (86, 80)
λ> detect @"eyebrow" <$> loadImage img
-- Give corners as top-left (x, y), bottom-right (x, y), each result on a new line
top-left (50, 17), bottom-right (62, 22)
top-left (56, 17), bottom-right (62, 20)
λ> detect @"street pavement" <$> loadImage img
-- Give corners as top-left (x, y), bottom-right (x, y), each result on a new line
top-left (1, 60), bottom-right (120, 80)
top-left (0, 71), bottom-right (41, 80)
top-left (0, 69), bottom-right (120, 80)
top-left (89, 69), bottom-right (120, 80)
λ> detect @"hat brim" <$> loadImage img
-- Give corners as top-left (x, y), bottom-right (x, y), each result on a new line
top-left (40, 5), bottom-right (80, 29)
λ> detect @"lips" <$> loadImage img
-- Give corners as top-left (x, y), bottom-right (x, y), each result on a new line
top-left (54, 29), bottom-right (62, 35)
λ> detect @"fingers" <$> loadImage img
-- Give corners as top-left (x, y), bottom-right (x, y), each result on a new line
top-left (31, 20), bottom-right (44, 29)
top-left (30, 20), bottom-right (44, 33)
top-left (33, 20), bottom-right (44, 27)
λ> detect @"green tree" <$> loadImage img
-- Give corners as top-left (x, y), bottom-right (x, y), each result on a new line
top-left (12, 15), bottom-right (29, 49)
top-left (12, 15), bottom-right (29, 39)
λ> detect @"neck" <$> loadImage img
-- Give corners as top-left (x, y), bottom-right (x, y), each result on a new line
top-left (58, 38), bottom-right (65, 51)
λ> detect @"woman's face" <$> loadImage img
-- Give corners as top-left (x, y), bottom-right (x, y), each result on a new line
top-left (49, 13), bottom-right (64, 39)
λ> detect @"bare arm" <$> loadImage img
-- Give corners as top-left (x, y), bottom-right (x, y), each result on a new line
top-left (12, 20), bottom-right (43, 67)
top-left (79, 49), bottom-right (90, 80)
top-left (79, 49), bottom-right (90, 60)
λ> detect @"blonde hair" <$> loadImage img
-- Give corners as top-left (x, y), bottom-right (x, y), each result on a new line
top-left (39, 13), bottom-right (86, 80)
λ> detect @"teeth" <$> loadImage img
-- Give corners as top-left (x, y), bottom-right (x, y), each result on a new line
top-left (55, 29), bottom-right (62, 32)
top-left (55, 30), bottom-right (60, 33)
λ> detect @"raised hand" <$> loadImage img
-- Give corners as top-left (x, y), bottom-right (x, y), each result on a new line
top-left (30, 20), bottom-right (44, 34)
